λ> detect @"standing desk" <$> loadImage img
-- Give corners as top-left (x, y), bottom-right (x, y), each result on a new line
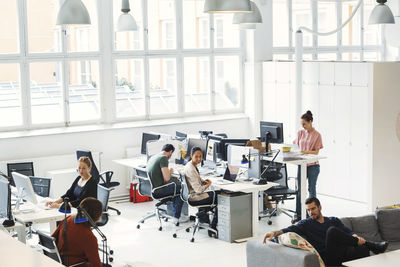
top-left (262, 154), bottom-right (326, 219)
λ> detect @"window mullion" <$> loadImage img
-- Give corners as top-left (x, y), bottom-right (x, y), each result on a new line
top-left (176, 0), bottom-right (184, 115)
top-left (360, 2), bottom-right (364, 61)
top-left (312, 0), bottom-right (317, 60)
top-left (209, 13), bottom-right (215, 114)
top-left (336, 1), bottom-right (342, 60)
top-left (143, 0), bottom-right (150, 119)
top-left (287, 0), bottom-right (293, 60)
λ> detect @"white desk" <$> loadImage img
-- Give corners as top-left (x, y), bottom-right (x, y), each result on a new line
top-left (0, 229), bottom-right (64, 267)
top-left (14, 207), bottom-right (77, 242)
top-left (344, 249), bottom-right (400, 267)
top-left (262, 154), bottom-right (327, 219)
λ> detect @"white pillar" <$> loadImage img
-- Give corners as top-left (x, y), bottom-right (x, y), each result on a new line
top-left (295, 30), bottom-right (303, 129)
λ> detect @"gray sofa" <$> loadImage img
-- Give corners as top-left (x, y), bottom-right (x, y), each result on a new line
top-left (247, 208), bottom-right (400, 267)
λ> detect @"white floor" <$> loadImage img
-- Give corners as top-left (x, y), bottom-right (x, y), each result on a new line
top-left (93, 194), bottom-right (369, 267)
top-left (27, 194), bottom-right (369, 267)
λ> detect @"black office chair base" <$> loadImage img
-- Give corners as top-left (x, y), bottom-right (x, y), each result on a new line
top-left (260, 207), bottom-right (297, 225)
top-left (107, 206), bottom-right (121, 216)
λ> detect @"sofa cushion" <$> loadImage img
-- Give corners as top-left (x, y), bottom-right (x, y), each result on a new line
top-left (350, 214), bottom-right (382, 242)
top-left (376, 208), bottom-right (400, 242)
top-left (279, 232), bottom-right (325, 267)
top-left (340, 217), bottom-right (353, 231)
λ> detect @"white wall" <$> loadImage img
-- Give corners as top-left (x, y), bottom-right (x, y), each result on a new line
top-left (0, 115), bottom-right (251, 198)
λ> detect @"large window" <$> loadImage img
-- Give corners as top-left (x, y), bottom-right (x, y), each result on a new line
top-left (0, 0), bottom-right (243, 131)
top-left (273, 0), bottom-right (381, 60)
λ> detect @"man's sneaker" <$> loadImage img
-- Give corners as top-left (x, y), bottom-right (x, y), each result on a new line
top-left (366, 241), bottom-right (389, 254)
top-left (178, 216), bottom-right (190, 223)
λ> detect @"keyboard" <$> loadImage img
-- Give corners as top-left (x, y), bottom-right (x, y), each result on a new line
top-left (283, 157), bottom-right (304, 161)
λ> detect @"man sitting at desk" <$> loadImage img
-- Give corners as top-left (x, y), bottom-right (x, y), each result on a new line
top-left (263, 197), bottom-right (388, 266)
top-left (146, 144), bottom-right (184, 224)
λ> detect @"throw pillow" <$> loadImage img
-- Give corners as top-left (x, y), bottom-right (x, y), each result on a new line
top-left (279, 232), bottom-right (325, 267)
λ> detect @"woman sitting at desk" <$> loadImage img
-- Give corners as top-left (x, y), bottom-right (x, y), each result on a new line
top-left (46, 156), bottom-right (97, 208)
top-left (52, 197), bottom-right (102, 267)
top-left (184, 146), bottom-right (219, 234)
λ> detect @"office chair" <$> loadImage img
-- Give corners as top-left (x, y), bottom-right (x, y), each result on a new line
top-left (135, 167), bottom-right (181, 231)
top-left (97, 184), bottom-right (114, 263)
top-left (173, 174), bottom-right (218, 242)
top-left (259, 163), bottom-right (298, 225)
top-left (76, 150), bottom-right (121, 216)
top-left (37, 230), bottom-right (86, 267)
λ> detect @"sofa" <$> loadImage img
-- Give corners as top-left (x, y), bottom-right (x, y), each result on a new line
top-left (247, 208), bottom-right (400, 267)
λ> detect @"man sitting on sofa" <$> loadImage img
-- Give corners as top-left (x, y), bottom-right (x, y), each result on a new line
top-left (263, 197), bottom-right (388, 266)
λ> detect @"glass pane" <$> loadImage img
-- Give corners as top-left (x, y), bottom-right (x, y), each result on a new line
top-left (113, 0), bottom-right (143, 50)
top-left (0, 63), bottom-right (22, 127)
top-left (214, 14), bottom-right (239, 48)
top-left (0, 0), bottom-right (19, 53)
top-left (273, 0), bottom-right (289, 47)
top-left (184, 57), bottom-right (210, 112)
top-left (273, 54), bottom-right (289, 60)
top-left (27, 0), bottom-right (62, 53)
top-left (318, 2), bottom-right (336, 46)
top-left (149, 58), bottom-right (177, 115)
top-left (318, 53), bottom-right (337, 61)
top-left (30, 62), bottom-right (64, 124)
top-left (364, 0), bottom-right (380, 45)
top-left (342, 1), bottom-right (361, 46)
top-left (67, 0), bottom-right (99, 52)
top-left (183, 0), bottom-right (210, 49)
top-left (364, 51), bottom-right (379, 61)
top-left (115, 59), bottom-right (145, 117)
top-left (293, 0), bottom-right (312, 47)
top-left (342, 52), bottom-right (361, 61)
top-left (69, 60), bottom-right (100, 122)
top-left (148, 0), bottom-right (176, 50)
top-left (215, 56), bottom-right (240, 110)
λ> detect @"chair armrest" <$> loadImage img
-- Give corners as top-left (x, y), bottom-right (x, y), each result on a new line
top-left (152, 183), bottom-right (177, 197)
top-left (246, 239), bottom-right (320, 267)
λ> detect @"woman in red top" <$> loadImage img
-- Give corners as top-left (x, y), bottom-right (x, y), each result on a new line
top-left (52, 197), bottom-right (103, 267)
top-left (294, 110), bottom-right (323, 220)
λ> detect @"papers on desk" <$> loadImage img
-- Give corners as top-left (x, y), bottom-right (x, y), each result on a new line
top-left (198, 168), bottom-right (215, 176)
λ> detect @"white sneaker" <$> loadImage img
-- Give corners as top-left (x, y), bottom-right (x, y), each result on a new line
top-left (179, 216), bottom-right (190, 223)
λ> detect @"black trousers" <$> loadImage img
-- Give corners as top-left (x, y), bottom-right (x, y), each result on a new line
top-left (188, 191), bottom-right (219, 228)
top-left (321, 226), bottom-right (370, 266)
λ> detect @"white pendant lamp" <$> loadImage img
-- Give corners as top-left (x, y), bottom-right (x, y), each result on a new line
top-left (368, 0), bottom-right (395, 25)
top-left (56, 0), bottom-right (91, 25)
top-left (204, 0), bottom-right (252, 13)
top-left (117, 0), bottom-right (138, 31)
top-left (233, 1), bottom-right (262, 24)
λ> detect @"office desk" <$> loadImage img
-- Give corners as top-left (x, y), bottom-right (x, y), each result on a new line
top-left (262, 154), bottom-right (327, 219)
top-left (14, 207), bottom-right (77, 243)
top-left (0, 229), bottom-right (64, 267)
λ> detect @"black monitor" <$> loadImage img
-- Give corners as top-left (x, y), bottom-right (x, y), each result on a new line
top-left (175, 131), bottom-right (187, 139)
top-left (141, 132), bottom-right (161, 155)
top-left (260, 121), bottom-right (284, 152)
top-left (29, 177), bottom-right (51, 198)
top-left (0, 178), bottom-right (14, 227)
top-left (7, 162), bottom-right (34, 187)
top-left (219, 138), bottom-right (250, 161)
top-left (186, 138), bottom-right (207, 160)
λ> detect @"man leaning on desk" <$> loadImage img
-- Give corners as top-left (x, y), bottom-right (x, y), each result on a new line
top-left (146, 144), bottom-right (184, 225)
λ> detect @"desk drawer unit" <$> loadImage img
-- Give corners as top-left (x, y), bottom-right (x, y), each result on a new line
top-left (217, 193), bottom-right (252, 242)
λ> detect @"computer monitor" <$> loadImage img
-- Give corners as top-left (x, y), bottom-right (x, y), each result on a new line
top-left (186, 138), bottom-right (207, 160)
top-left (141, 132), bottom-right (161, 155)
top-left (29, 177), bottom-right (51, 198)
top-left (260, 121), bottom-right (284, 152)
top-left (12, 172), bottom-right (38, 204)
top-left (219, 138), bottom-right (250, 161)
top-left (7, 162), bottom-right (34, 187)
top-left (175, 131), bottom-right (187, 139)
top-left (205, 135), bottom-right (224, 163)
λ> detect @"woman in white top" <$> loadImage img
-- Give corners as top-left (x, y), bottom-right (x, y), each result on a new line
top-left (184, 147), bottom-right (218, 231)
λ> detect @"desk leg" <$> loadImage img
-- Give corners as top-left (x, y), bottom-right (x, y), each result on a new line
top-left (301, 163), bottom-right (307, 220)
top-left (252, 192), bottom-right (258, 237)
top-left (49, 221), bottom-right (57, 234)
top-left (16, 225), bottom-right (26, 244)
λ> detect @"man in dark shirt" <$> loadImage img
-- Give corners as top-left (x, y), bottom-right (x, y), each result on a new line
top-left (263, 197), bottom-right (388, 266)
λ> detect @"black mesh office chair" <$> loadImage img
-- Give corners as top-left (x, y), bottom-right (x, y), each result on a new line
top-left (135, 167), bottom-right (181, 231)
top-left (76, 150), bottom-right (121, 216)
top-left (173, 174), bottom-right (218, 242)
top-left (97, 184), bottom-right (114, 263)
top-left (259, 163), bottom-right (298, 225)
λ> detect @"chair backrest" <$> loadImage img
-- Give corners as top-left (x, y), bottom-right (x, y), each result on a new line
top-left (269, 163), bottom-right (289, 188)
top-left (180, 174), bottom-right (190, 203)
top-left (76, 150), bottom-right (100, 183)
top-left (103, 171), bottom-right (114, 185)
top-left (97, 184), bottom-right (111, 226)
top-left (29, 177), bottom-right (51, 197)
top-left (37, 230), bottom-right (62, 263)
top-left (7, 162), bottom-right (34, 187)
top-left (135, 168), bottom-right (153, 197)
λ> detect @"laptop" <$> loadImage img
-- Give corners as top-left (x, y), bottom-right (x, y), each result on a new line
top-left (214, 165), bottom-right (240, 185)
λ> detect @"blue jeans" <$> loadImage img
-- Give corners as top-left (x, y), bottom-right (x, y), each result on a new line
top-left (296, 164), bottom-right (320, 217)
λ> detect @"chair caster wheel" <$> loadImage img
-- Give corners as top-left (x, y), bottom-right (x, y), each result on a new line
top-left (190, 238), bottom-right (194, 242)
top-left (186, 228), bottom-right (190, 232)
top-left (140, 220), bottom-right (144, 223)
top-left (110, 250), bottom-right (114, 255)
top-left (268, 221), bottom-right (272, 225)
top-left (117, 211), bottom-right (121, 215)
top-left (175, 222), bottom-right (179, 227)
top-left (173, 233), bottom-right (177, 238)
top-left (164, 218), bottom-right (168, 222)
top-left (258, 216), bottom-right (261, 220)
top-left (159, 226), bottom-right (162, 231)
top-left (136, 225), bottom-right (140, 229)
top-left (109, 257), bottom-right (113, 262)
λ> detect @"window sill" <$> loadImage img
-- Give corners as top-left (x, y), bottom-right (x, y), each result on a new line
top-left (0, 113), bottom-right (249, 140)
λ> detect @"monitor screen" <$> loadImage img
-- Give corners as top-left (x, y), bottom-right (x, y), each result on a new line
top-left (141, 133), bottom-right (161, 155)
top-left (0, 178), bottom-right (9, 218)
top-left (260, 121), bottom-right (284, 144)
